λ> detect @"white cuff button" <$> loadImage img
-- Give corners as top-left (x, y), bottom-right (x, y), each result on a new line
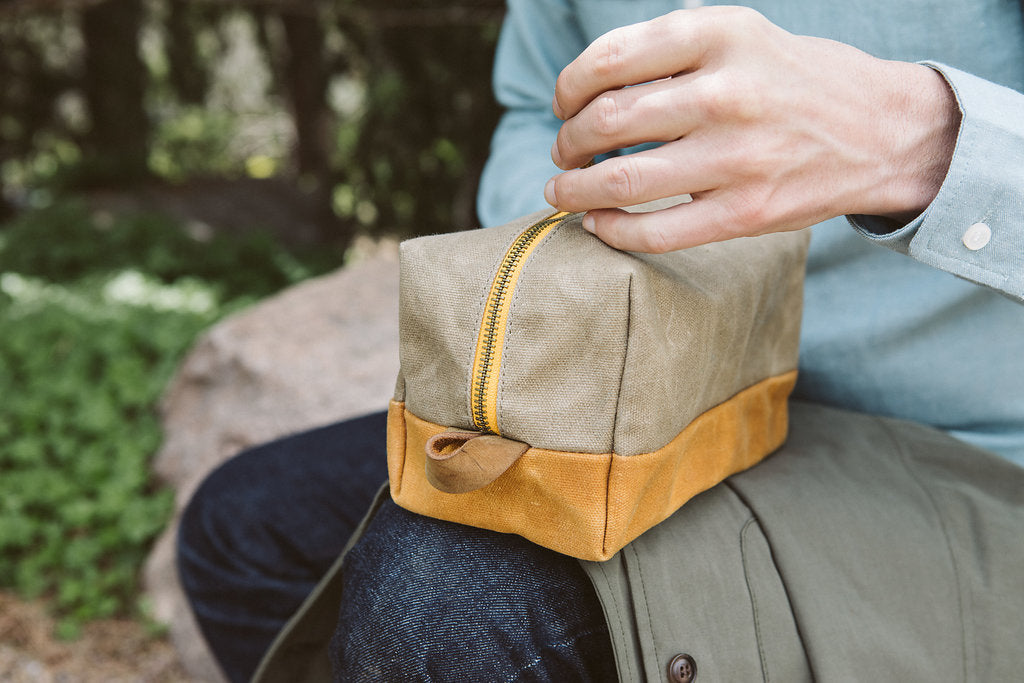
top-left (962, 222), bottom-right (991, 251)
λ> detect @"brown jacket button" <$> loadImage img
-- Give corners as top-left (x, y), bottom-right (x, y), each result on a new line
top-left (667, 653), bottom-right (697, 682)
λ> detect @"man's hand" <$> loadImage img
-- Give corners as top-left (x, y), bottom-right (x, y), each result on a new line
top-left (544, 7), bottom-right (960, 253)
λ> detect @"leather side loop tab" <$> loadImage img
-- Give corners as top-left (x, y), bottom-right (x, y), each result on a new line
top-left (425, 430), bottom-right (530, 494)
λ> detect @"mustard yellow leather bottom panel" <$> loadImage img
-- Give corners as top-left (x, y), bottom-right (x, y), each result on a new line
top-left (387, 370), bottom-right (797, 561)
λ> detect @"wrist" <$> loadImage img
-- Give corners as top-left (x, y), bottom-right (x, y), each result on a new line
top-left (874, 61), bottom-right (960, 223)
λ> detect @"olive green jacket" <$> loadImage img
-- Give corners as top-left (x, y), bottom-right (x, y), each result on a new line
top-left (254, 401), bottom-right (1024, 681)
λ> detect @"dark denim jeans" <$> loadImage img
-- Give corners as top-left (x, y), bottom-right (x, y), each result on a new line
top-left (177, 411), bottom-right (614, 682)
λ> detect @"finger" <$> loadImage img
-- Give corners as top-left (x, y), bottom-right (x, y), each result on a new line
top-left (545, 144), bottom-right (718, 211)
top-left (552, 76), bottom-right (701, 170)
top-left (580, 196), bottom-right (751, 253)
top-left (553, 9), bottom-right (712, 120)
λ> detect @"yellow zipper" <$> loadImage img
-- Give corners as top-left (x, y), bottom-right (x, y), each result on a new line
top-left (470, 211), bottom-right (575, 434)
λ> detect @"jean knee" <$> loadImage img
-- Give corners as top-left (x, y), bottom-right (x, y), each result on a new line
top-left (330, 500), bottom-right (612, 681)
top-left (177, 460), bottom-right (236, 584)
top-left (176, 449), bottom-right (280, 585)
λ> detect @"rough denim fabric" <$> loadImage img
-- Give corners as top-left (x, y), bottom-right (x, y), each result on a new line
top-left (178, 410), bottom-right (615, 682)
top-left (328, 498), bottom-right (615, 682)
top-left (177, 411), bottom-right (391, 683)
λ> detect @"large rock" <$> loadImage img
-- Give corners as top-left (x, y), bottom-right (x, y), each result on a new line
top-left (143, 241), bottom-right (400, 681)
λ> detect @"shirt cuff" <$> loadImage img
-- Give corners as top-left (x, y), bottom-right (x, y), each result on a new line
top-left (848, 63), bottom-right (1024, 301)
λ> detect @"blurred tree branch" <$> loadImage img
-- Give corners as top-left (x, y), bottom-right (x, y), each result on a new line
top-left (1, 0), bottom-right (507, 243)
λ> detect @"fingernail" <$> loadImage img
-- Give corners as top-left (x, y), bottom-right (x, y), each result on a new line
top-left (550, 141), bottom-right (561, 167)
top-left (544, 178), bottom-right (557, 206)
top-left (582, 213), bottom-right (595, 233)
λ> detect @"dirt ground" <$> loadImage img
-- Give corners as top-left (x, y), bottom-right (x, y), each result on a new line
top-left (0, 591), bottom-right (193, 682)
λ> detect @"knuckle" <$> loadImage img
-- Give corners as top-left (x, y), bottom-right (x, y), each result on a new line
top-left (693, 73), bottom-right (760, 121)
top-left (726, 188), bottom-right (771, 232)
top-left (660, 9), bottom-right (692, 38)
top-left (593, 31), bottom-right (626, 79)
top-left (641, 223), bottom-right (675, 253)
top-left (551, 173), bottom-right (575, 205)
top-left (592, 94), bottom-right (622, 137)
top-left (603, 160), bottom-right (642, 204)
top-left (717, 5), bottom-right (765, 32)
top-left (693, 75), bottom-right (730, 119)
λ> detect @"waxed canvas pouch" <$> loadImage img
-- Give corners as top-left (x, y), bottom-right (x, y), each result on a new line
top-left (386, 207), bottom-right (809, 561)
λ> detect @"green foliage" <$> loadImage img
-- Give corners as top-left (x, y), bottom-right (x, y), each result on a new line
top-left (0, 273), bottom-right (198, 628)
top-left (148, 107), bottom-right (239, 182)
top-left (0, 199), bottom-right (335, 300)
top-left (0, 199), bottom-right (333, 632)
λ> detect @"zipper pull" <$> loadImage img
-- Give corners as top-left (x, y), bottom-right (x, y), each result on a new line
top-left (425, 430), bottom-right (530, 493)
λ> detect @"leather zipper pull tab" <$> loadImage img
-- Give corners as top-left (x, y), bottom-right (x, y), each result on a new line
top-left (425, 430), bottom-right (530, 494)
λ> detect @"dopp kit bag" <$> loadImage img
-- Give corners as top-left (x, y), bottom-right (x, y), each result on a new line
top-left (386, 207), bottom-right (810, 560)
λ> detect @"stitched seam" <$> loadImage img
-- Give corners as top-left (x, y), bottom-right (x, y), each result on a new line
top-left (498, 216), bottom-right (570, 435)
top-left (724, 480), bottom-right (817, 681)
top-left (881, 420), bottom-right (970, 683)
top-left (597, 559), bottom-right (636, 683)
top-left (603, 273), bottom-right (633, 557)
top-left (740, 518), bottom-right (771, 683)
top-left (629, 543), bottom-right (659, 674)
top-left (392, 405), bottom-right (407, 497)
top-left (466, 233), bottom-right (507, 427)
top-left (601, 455), bottom-right (615, 560)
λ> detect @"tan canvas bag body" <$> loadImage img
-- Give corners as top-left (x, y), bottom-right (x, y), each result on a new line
top-left (388, 208), bottom-right (809, 560)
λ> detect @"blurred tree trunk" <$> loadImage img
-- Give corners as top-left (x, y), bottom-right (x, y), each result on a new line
top-left (0, 18), bottom-right (74, 211)
top-left (166, 0), bottom-right (210, 106)
top-left (281, 14), bottom-right (330, 180)
top-left (280, 11), bottom-right (351, 247)
top-left (0, 196), bottom-right (14, 223)
top-left (349, 2), bottom-right (502, 233)
top-left (80, 0), bottom-right (150, 184)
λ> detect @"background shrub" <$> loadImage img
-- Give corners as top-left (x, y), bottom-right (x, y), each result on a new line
top-left (0, 0), bottom-right (505, 244)
top-left (0, 0), bottom-right (506, 638)
top-left (0, 201), bottom-right (334, 636)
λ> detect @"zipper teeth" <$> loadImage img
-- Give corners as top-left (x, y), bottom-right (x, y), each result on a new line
top-left (471, 211), bottom-right (574, 433)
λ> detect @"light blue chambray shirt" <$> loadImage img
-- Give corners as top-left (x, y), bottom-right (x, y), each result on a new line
top-left (477, 0), bottom-right (1024, 466)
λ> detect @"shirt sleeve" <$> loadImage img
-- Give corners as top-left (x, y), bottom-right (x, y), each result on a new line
top-left (848, 63), bottom-right (1024, 303)
top-left (476, 0), bottom-right (588, 227)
